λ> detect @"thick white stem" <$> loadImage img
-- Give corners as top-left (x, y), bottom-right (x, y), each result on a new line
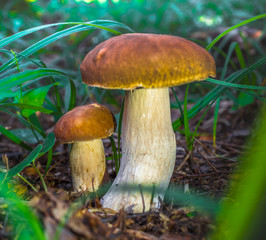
top-left (102, 88), bottom-right (176, 212)
top-left (70, 139), bottom-right (106, 192)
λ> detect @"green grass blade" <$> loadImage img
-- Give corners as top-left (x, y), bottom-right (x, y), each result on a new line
top-left (0, 68), bottom-right (68, 95)
top-left (4, 145), bottom-right (42, 180)
top-left (0, 20), bottom-right (134, 48)
top-left (67, 79), bottom-right (76, 112)
top-left (205, 79), bottom-right (266, 90)
top-left (206, 14), bottom-right (266, 51)
top-left (183, 85), bottom-right (192, 150)
top-left (0, 124), bottom-right (32, 150)
top-left (109, 136), bottom-right (119, 174)
top-left (171, 87), bottom-right (184, 126)
top-left (235, 43), bottom-right (246, 70)
top-left (192, 95), bottom-right (220, 140)
top-left (0, 21), bottom-right (133, 73)
top-left (220, 42), bottom-right (238, 81)
top-left (44, 148), bottom-right (53, 178)
top-left (213, 97), bottom-right (221, 149)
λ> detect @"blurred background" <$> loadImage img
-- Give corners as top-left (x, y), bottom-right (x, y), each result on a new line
top-left (1, 0), bottom-right (265, 36)
top-left (0, 0), bottom-right (265, 134)
top-left (1, 0), bottom-right (265, 87)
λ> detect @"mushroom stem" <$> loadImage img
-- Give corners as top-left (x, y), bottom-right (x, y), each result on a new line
top-left (70, 139), bottom-right (106, 192)
top-left (102, 88), bottom-right (176, 212)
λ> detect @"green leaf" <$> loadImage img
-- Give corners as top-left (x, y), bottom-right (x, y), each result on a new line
top-left (17, 83), bottom-right (60, 117)
top-left (4, 145), bottom-right (42, 180)
top-left (0, 89), bottom-right (20, 99)
top-left (237, 91), bottom-right (255, 108)
top-left (39, 132), bottom-right (55, 155)
top-left (9, 128), bottom-right (44, 144)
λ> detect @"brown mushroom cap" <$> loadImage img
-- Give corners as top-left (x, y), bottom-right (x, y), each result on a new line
top-left (80, 33), bottom-right (216, 90)
top-left (54, 103), bottom-right (116, 143)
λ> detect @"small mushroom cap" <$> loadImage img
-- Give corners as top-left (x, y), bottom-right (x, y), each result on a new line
top-left (54, 103), bottom-right (116, 143)
top-left (80, 33), bottom-right (216, 90)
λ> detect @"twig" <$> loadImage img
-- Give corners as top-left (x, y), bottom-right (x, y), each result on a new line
top-left (176, 153), bottom-right (190, 172)
top-left (195, 144), bottom-right (218, 172)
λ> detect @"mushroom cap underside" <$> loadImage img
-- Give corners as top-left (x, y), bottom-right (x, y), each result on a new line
top-left (54, 103), bottom-right (116, 143)
top-left (81, 33), bottom-right (216, 90)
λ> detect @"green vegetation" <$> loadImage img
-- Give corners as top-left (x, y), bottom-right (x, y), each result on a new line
top-left (0, 0), bottom-right (265, 239)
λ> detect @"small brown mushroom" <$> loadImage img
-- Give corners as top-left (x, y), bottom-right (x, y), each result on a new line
top-left (80, 33), bottom-right (216, 212)
top-left (54, 103), bottom-right (116, 192)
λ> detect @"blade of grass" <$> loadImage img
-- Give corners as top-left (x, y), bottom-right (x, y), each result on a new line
top-left (109, 136), bottom-right (119, 174)
top-left (0, 124), bottom-right (32, 150)
top-left (3, 145), bottom-right (42, 180)
top-left (171, 87), bottom-right (184, 126)
top-left (205, 79), bottom-right (266, 90)
top-left (67, 79), bottom-right (76, 112)
top-left (213, 97), bottom-right (221, 149)
top-left (183, 85), bottom-right (193, 150)
top-left (192, 94), bottom-right (220, 140)
top-left (0, 20), bottom-right (134, 48)
top-left (39, 132), bottom-right (56, 156)
top-left (0, 21), bottom-right (134, 74)
top-left (44, 148), bottom-right (53, 178)
top-left (206, 14), bottom-right (266, 51)
top-left (0, 68), bottom-right (68, 94)
top-left (220, 42), bottom-right (238, 81)
top-left (235, 43), bottom-right (246, 70)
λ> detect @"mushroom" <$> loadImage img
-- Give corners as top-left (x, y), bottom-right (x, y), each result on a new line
top-left (80, 33), bottom-right (216, 212)
top-left (54, 103), bottom-right (116, 192)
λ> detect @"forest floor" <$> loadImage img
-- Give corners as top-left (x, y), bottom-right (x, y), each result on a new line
top-left (0, 98), bottom-right (259, 239)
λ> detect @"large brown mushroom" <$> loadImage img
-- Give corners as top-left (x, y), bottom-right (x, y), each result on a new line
top-left (80, 33), bottom-right (216, 212)
top-left (54, 103), bottom-right (116, 192)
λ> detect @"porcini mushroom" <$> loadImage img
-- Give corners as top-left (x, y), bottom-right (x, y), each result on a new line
top-left (80, 33), bottom-right (216, 212)
top-left (54, 103), bottom-right (116, 192)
